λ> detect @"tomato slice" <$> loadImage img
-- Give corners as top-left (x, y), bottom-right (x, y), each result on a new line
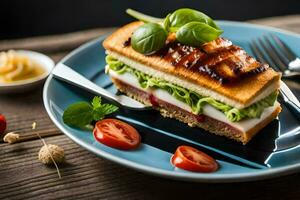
top-left (171, 145), bottom-right (218, 172)
top-left (93, 119), bottom-right (141, 150)
top-left (0, 114), bottom-right (6, 135)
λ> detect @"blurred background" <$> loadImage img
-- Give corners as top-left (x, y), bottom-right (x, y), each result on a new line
top-left (1, 0), bottom-right (300, 39)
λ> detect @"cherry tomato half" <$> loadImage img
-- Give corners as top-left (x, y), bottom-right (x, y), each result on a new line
top-left (171, 145), bottom-right (218, 173)
top-left (0, 114), bottom-right (7, 135)
top-left (93, 119), bottom-right (141, 150)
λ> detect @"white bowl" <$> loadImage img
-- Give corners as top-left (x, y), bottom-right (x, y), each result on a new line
top-left (0, 50), bottom-right (54, 94)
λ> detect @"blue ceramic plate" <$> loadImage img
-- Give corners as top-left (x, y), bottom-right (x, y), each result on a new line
top-left (43, 21), bottom-right (300, 182)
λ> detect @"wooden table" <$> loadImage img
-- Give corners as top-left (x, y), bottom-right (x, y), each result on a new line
top-left (1, 15), bottom-right (300, 200)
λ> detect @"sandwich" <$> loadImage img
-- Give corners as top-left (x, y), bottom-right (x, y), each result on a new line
top-left (103, 9), bottom-right (281, 144)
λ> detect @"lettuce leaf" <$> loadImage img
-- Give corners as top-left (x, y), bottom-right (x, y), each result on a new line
top-left (106, 55), bottom-right (277, 122)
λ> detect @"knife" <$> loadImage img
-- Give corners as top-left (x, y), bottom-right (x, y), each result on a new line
top-left (274, 81), bottom-right (300, 151)
top-left (279, 80), bottom-right (300, 120)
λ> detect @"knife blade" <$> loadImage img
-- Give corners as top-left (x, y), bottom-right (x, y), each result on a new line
top-left (280, 81), bottom-right (300, 107)
top-left (279, 81), bottom-right (300, 120)
top-left (274, 81), bottom-right (300, 151)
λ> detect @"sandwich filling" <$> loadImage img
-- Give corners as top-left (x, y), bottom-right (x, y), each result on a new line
top-left (106, 55), bottom-right (278, 123)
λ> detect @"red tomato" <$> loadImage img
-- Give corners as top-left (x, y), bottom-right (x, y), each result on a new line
top-left (93, 119), bottom-right (141, 150)
top-left (0, 114), bottom-right (7, 135)
top-left (171, 145), bottom-right (218, 173)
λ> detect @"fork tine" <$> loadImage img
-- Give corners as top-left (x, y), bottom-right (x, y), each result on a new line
top-left (271, 34), bottom-right (297, 61)
top-left (249, 40), bottom-right (267, 63)
top-left (264, 35), bottom-right (290, 66)
top-left (249, 39), bottom-right (280, 71)
top-left (258, 37), bottom-right (287, 72)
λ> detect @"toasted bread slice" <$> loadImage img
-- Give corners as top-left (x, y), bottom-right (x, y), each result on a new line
top-left (103, 21), bottom-right (281, 107)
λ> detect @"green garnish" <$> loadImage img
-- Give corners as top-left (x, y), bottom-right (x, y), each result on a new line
top-left (63, 96), bottom-right (119, 129)
top-left (131, 23), bottom-right (168, 55)
top-left (165, 8), bottom-right (220, 31)
top-left (126, 8), bottom-right (223, 54)
top-left (176, 22), bottom-right (223, 46)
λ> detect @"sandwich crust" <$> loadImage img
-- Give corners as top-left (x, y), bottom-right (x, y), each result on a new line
top-left (103, 21), bottom-right (281, 106)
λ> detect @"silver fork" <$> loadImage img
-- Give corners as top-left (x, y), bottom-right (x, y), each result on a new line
top-left (250, 34), bottom-right (300, 78)
top-left (250, 35), bottom-right (300, 150)
top-left (250, 36), bottom-right (300, 119)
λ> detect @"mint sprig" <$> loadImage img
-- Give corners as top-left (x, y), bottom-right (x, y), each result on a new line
top-left (63, 96), bottom-right (119, 129)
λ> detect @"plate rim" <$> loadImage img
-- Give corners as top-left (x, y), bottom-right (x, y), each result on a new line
top-left (43, 20), bottom-right (300, 183)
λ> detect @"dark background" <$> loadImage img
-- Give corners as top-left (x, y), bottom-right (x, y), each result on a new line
top-left (1, 0), bottom-right (300, 39)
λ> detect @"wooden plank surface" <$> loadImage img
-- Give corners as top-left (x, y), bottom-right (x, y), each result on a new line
top-left (1, 15), bottom-right (300, 200)
top-left (0, 27), bottom-right (115, 53)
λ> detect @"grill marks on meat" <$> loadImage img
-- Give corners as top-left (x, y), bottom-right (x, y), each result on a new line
top-left (156, 38), bottom-right (268, 84)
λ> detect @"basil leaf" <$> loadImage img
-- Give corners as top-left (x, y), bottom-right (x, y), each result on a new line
top-left (163, 13), bottom-right (171, 31)
top-left (92, 104), bottom-right (119, 121)
top-left (63, 102), bottom-right (93, 128)
top-left (131, 23), bottom-right (168, 55)
top-left (176, 22), bottom-right (223, 46)
top-left (168, 8), bottom-right (220, 30)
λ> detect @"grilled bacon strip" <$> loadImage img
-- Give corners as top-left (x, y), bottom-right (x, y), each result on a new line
top-left (158, 38), bottom-right (268, 84)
